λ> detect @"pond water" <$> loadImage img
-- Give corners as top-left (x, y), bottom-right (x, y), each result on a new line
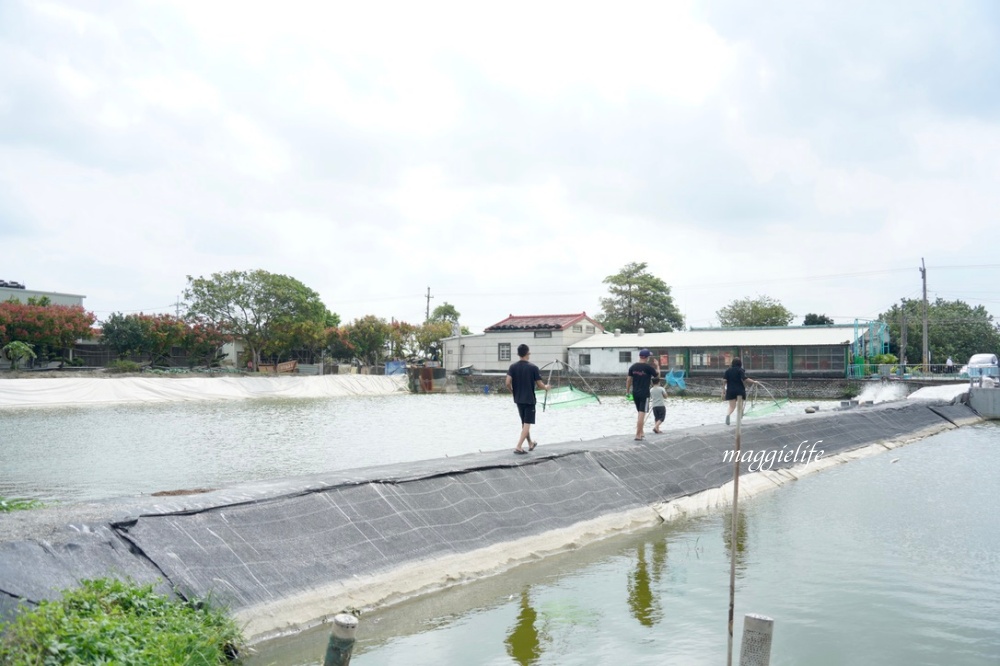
top-left (4, 387), bottom-right (995, 664)
top-left (247, 424), bottom-right (1000, 666)
top-left (0, 392), bottom-right (819, 503)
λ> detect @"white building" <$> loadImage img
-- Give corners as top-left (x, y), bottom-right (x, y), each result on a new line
top-left (440, 313), bottom-right (605, 372)
top-left (0, 282), bottom-right (85, 307)
top-left (569, 325), bottom-right (876, 378)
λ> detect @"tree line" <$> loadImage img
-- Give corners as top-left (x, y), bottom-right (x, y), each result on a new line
top-left (594, 262), bottom-right (1000, 365)
top-left (3, 265), bottom-right (999, 370)
top-left (0, 270), bottom-right (465, 369)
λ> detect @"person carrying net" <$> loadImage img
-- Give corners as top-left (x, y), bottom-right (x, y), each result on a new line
top-left (722, 357), bottom-right (757, 426)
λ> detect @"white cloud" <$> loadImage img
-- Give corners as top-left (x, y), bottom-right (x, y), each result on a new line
top-left (1, 0), bottom-right (999, 333)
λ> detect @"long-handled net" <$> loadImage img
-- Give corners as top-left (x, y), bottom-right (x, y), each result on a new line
top-left (663, 367), bottom-right (687, 390)
top-left (623, 366), bottom-right (685, 403)
top-left (743, 381), bottom-right (790, 418)
top-left (535, 360), bottom-right (602, 411)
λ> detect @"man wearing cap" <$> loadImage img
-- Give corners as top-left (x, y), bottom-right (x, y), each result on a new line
top-left (625, 349), bottom-right (659, 441)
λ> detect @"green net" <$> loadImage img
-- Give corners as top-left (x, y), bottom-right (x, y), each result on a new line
top-left (536, 385), bottom-right (601, 410)
top-left (743, 383), bottom-right (790, 418)
top-left (744, 398), bottom-right (791, 418)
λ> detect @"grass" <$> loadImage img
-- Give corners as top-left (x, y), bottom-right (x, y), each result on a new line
top-left (0, 495), bottom-right (42, 512)
top-left (0, 578), bottom-right (244, 665)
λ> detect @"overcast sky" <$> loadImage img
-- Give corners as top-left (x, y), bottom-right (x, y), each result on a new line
top-left (3, 0), bottom-right (999, 333)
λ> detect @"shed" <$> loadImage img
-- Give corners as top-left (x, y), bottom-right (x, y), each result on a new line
top-left (568, 325), bottom-right (875, 378)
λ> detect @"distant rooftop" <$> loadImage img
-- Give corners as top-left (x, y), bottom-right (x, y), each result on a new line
top-left (485, 312), bottom-right (603, 332)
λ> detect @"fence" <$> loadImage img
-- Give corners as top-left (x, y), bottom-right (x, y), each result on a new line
top-left (848, 363), bottom-right (972, 378)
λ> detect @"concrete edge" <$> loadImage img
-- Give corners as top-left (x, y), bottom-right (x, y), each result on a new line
top-left (235, 506), bottom-right (663, 643)
top-left (236, 421), bottom-right (959, 645)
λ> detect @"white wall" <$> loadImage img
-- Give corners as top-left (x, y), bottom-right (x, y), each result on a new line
top-left (0, 288), bottom-right (84, 307)
top-left (569, 346), bottom-right (641, 374)
top-left (444, 330), bottom-right (592, 372)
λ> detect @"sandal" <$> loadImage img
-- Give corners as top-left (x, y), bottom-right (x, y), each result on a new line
top-left (513, 449), bottom-right (527, 455)
top-left (528, 440), bottom-right (537, 451)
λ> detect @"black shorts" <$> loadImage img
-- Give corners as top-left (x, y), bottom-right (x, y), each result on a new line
top-left (725, 389), bottom-right (746, 401)
top-left (653, 406), bottom-right (666, 422)
top-left (632, 394), bottom-right (649, 412)
top-left (517, 402), bottom-right (536, 425)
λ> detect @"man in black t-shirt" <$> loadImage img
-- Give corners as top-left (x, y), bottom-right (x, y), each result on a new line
top-left (505, 344), bottom-right (551, 455)
top-left (625, 349), bottom-right (659, 441)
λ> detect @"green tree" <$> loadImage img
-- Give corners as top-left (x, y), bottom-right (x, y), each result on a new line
top-left (415, 320), bottom-right (454, 361)
top-left (184, 270), bottom-right (330, 371)
top-left (429, 302), bottom-right (460, 324)
top-left (325, 327), bottom-right (355, 362)
top-left (180, 320), bottom-right (231, 367)
top-left (2, 341), bottom-right (36, 370)
top-left (101, 313), bottom-right (187, 365)
top-left (429, 302), bottom-right (471, 335)
top-left (879, 298), bottom-right (1000, 366)
top-left (717, 296), bottom-right (794, 327)
top-left (101, 313), bottom-right (146, 359)
top-left (138, 314), bottom-right (188, 366)
top-left (597, 262), bottom-right (684, 333)
top-left (389, 320), bottom-right (419, 359)
top-left (344, 315), bottom-right (393, 366)
top-left (262, 319), bottom-right (328, 363)
top-left (803, 313), bottom-right (834, 326)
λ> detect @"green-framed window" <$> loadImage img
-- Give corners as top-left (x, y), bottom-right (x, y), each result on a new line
top-left (792, 346), bottom-right (846, 372)
top-left (741, 347), bottom-right (789, 372)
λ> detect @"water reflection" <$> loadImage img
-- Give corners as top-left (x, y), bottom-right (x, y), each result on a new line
top-left (505, 589), bottom-right (542, 665)
top-left (627, 540), bottom-right (667, 627)
top-left (721, 508), bottom-right (750, 575)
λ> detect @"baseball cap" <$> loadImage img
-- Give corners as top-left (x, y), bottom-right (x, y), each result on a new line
top-left (639, 349), bottom-right (651, 357)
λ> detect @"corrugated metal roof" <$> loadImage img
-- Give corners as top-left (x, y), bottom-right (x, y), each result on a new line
top-left (568, 325), bottom-right (860, 349)
top-left (485, 312), bottom-right (602, 332)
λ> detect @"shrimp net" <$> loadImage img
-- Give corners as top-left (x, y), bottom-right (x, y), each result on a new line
top-left (535, 360), bottom-right (602, 411)
top-left (743, 382), bottom-right (790, 418)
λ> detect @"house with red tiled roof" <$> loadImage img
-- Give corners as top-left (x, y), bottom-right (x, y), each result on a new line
top-left (439, 312), bottom-right (604, 372)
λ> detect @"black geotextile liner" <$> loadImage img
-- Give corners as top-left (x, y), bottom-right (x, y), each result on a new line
top-left (0, 526), bottom-right (171, 609)
top-left (0, 400), bottom-right (963, 621)
top-left (591, 402), bottom-right (953, 505)
top-left (927, 402), bottom-right (980, 426)
top-left (739, 401), bottom-right (947, 459)
top-left (0, 592), bottom-right (25, 626)
top-left (117, 454), bottom-right (645, 610)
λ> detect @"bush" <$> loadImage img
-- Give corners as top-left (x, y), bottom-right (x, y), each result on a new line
top-left (0, 578), bottom-right (244, 665)
top-left (841, 382), bottom-right (862, 399)
top-left (0, 496), bottom-right (42, 512)
top-left (868, 353), bottom-right (898, 366)
top-left (106, 360), bottom-right (142, 374)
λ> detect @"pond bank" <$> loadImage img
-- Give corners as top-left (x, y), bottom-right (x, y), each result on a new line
top-left (0, 398), bottom-right (977, 643)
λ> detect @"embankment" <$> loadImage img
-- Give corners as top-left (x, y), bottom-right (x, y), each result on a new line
top-left (0, 397), bottom-right (979, 643)
top-left (0, 374), bottom-right (408, 408)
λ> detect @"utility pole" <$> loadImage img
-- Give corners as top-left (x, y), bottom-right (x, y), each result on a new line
top-left (920, 258), bottom-right (929, 372)
top-left (425, 287), bottom-right (433, 322)
top-left (171, 295), bottom-right (184, 318)
top-left (900, 310), bottom-right (907, 373)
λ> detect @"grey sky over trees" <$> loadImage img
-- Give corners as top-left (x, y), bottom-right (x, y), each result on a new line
top-left (2, 1), bottom-right (999, 334)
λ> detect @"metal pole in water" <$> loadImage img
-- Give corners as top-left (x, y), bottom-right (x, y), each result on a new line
top-left (727, 395), bottom-right (744, 666)
top-left (739, 613), bottom-right (774, 666)
top-left (324, 613), bottom-right (359, 666)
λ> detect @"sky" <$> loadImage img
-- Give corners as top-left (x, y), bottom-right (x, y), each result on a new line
top-left (2, 0), bottom-right (1000, 334)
